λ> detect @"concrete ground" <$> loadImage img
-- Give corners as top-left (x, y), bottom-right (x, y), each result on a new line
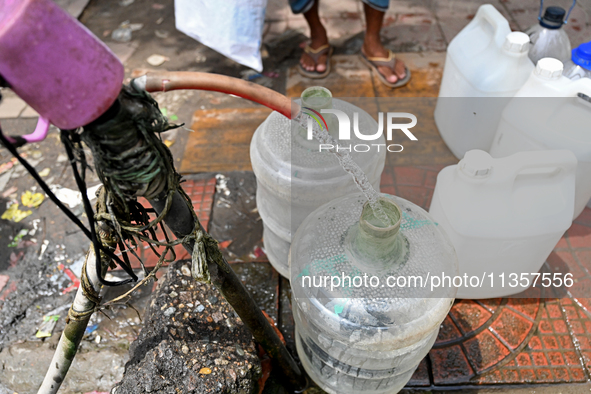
top-left (1, 0), bottom-right (591, 393)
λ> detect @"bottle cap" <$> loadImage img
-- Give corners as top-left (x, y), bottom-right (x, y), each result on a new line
top-left (534, 57), bottom-right (564, 79)
top-left (539, 6), bottom-right (566, 29)
top-left (459, 150), bottom-right (492, 177)
top-left (503, 32), bottom-right (530, 53)
top-left (572, 41), bottom-right (591, 71)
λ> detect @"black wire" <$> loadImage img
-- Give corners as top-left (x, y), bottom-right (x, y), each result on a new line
top-left (61, 130), bottom-right (137, 286)
top-left (0, 126), bottom-right (93, 238)
top-left (0, 124), bottom-right (137, 287)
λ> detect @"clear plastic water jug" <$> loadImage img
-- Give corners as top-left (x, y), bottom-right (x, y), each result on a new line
top-left (489, 57), bottom-right (591, 218)
top-left (564, 41), bottom-right (591, 80)
top-left (525, 5), bottom-right (572, 64)
top-left (250, 87), bottom-right (386, 278)
top-left (290, 193), bottom-right (458, 394)
top-left (429, 150), bottom-right (576, 299)
top-left (434, 5), bottom-right (534, 159)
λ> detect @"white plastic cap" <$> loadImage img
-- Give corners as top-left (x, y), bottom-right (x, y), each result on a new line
top-left (503, 32), bottom-right (530, 53)
top-left (459, 150), bottom-right (493, 177)
top-left (534, 57), bottom-right (564, 80)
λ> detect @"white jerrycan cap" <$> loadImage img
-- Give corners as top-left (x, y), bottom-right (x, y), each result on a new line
top-left (503, 32), bottom-right (530, 53)
top-left (459, 149), bottom-right (493, 177)
top-left (534, 57), bottom-right (564, 79)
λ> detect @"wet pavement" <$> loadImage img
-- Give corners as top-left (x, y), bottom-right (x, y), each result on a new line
top-left (1, 0), bottom-right (591, 393)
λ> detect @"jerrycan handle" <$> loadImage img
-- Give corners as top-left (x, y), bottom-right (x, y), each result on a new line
top-left (538, 0), bottom-right (576, 25)
top-left (503, 150), bottom-right (577, 185)
top-left (460, 150), bottom-right (576, 185)
top-left (475, 4), bottom-right (511, 48)
top-left (565, 76), bottom-right (591, 98)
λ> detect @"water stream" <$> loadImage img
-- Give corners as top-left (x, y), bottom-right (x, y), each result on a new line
top-left (294, 112), bottom-right (393, 227)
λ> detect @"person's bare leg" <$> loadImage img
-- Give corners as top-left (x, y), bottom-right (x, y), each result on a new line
top-left (300, 1), bottom-right (329, 72)
top-left (362, 3), bottom-right (406, 83)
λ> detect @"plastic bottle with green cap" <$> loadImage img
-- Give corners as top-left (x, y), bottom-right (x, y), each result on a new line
top-left (290, 192), bottom-right (457, 393)
top-left (250, 86), bottom-right (386, 278)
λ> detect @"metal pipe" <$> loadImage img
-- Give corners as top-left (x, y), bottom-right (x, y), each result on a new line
top-left (149, 191), bottom-right (307, 393)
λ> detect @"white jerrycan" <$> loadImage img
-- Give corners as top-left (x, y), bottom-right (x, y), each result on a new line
top-left (434, 4), bottom-right (534, 159)
top-left (250, 86), bottom-right (385, 278)
top-left (429, 149), bottom-right (577, 299)
top-left (490, 57), bottom-right (591, 218)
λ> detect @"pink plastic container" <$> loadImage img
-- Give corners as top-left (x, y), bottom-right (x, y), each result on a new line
top-left (0, 0), bottom-right (124, 129)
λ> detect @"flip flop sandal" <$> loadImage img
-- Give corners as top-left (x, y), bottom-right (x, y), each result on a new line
top-left (298, 44), bottom-right (334, 79)
top-left (360, 50), bottom-right (411, 88)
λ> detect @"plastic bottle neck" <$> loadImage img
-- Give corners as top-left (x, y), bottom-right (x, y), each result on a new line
top-left (345, 196), bottom-right (408, 272)
top-left (297, 86), bottom-right (339, 147)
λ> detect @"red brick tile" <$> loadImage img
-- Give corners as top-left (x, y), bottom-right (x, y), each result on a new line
top-left (381, 185), bottom-right (396, 195)
top-left (570, 366), bottom-right (586, 380)
top-left (563, 351), bottom-right (580, 365)
top-left (436, 315), bottom-right (462, 344)
top-left (516, 353), bottom-right (532, 366)
top-left (549, 251), bottom-right (587, 280)
top-left (450, 300), bottom-right (492, 335)
top-left (529, 336), bottom-right (543, 350)
top-left (548, 351), bottom-right (565, 366)
top-left (507, 298), bottom-right (540, 321)
top-left (555, 236), bottom-right (569, 249)
top-left (501, 368), bottom-right (519, 382)
top-left (479, 298), bottom-right (503, 311)
top-left (546, 303), bottom-right (563, 319)
top-left (424, 170), bottom-right (438, 189)
top-left (567, 223), bottom-right (591, 248)
top-left (430, 345), bottom-right (474, 384)
top-left (553, 319), bottom-right (568, 333)
top-left (535, 367), bottom-right (553, 382)
top-left (574, 250), bottom-right (591, 275)
top-left (475, 369), bottom-right (503, 384)
top-left (408, 358), bottom-right (430, 386)
top-left (577, 335), bottom-right (591, 350)
top-left (574, 207), bottom-right (591, 227)
top-left (563, 305), bottom-right (578, 319)
top-left (570, 320), bottom-right (585, 335)
top-left (538, 319), bottom-right (553, 334)
top-left (559, 334), bottom-right (575, 349)
top-left (397, 185), bottom-right (431, 207)
top-left (394, 167), bottom-right (426, 186)
top-left (520, 368), bottom-right (536, 382)
top-left (464, 331), bottom-right (510, 372)
top-left (380, 170), bottom-right (394, 186)
top-left (543, 336), bottom-right (559, 350)
top-left (554, 367), bottom-right (570, 381)
top-left (491, 309), bottom-right (533, 350)
top-left (531, 352), bottom-right (549, 366)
